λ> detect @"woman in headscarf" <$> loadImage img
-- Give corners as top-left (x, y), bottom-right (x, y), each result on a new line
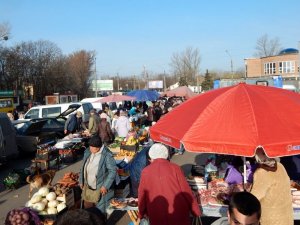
top-left (250, 148), bottom-right (293, 225)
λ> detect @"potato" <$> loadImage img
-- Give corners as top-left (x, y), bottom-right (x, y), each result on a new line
top-left (22, 213), bottom-right (29, 221)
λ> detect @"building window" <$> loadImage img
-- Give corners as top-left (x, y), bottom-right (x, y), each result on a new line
top-left (264, 62), bottom-right (276, 75)
top-left (279, 61), bottom-right (295, 74)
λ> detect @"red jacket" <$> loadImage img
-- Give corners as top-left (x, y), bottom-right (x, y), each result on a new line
top-left (138, 159), bottom-right (201, 225)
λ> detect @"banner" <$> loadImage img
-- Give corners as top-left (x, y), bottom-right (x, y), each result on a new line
top-left (148, 80), bottom-right (163, 89)
top-left (92, 80), bottom-right (114, 91)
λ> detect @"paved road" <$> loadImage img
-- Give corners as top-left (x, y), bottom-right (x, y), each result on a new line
top-left (0, 150), bottom-right (216, 224)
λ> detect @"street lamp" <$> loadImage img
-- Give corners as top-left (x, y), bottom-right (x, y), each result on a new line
top-left (225, 50), bottom-right (234, 79)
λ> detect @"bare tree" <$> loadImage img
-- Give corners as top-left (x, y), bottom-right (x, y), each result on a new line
top-left (255, 34), bottom-right (281, 57)
top-left (0, 22), bottom-right (10, 40)
top-left (170, 47), bottom-right (201, 85)
top-left (66, 50), bottom-right (95, 99)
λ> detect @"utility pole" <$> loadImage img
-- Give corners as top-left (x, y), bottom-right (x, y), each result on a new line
top-left (225, 50), bottom-right (234, 79)
top-left (143, 65), bottom-right (148, 89)
top-left (133, 75), bottom-right (136, 90)
top-left (117, 73), bottom-right (120, 92)
top-left (94, 57), bottom-right (97, 97)
top-left (163, 70), bottom-right (167, 92)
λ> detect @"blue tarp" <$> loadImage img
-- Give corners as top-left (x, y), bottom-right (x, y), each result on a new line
top-left (126, 90), bottom-right (160, 102)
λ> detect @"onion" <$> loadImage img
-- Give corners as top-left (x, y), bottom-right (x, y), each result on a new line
top-left (38, 187), bottom-right (50, 197)
top-left (46, 192), bottom-right (56, 201)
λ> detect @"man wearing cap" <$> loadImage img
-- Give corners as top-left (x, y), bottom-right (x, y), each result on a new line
top-left (64, 111), bottom-right (83, 134)
top-left (138, 143), bottom-right (201, 225)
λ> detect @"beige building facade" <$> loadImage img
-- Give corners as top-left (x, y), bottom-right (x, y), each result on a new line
top-left (245, 48), bottom-right (299, 80)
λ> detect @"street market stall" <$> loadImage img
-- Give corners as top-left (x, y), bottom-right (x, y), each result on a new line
top-left (150, 83), bottom-right (300, 221)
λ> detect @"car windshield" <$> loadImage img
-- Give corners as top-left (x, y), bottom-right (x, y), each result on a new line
top-left (14, 122), bottom-right (31, 135)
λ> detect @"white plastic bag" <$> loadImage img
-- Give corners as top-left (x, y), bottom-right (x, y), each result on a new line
top-left (139, 218), bottom-right (150, 225)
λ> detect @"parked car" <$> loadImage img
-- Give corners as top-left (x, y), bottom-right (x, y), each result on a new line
top-left (24, 102), bottom-right (93, 123)
top-left (13, 104), bottom-right (82, 154)
top-left (13, 119), bottom-right (57, 154)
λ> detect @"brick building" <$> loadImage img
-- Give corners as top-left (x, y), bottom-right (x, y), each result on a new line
top-left (244, 48), bottom-right (300, 81)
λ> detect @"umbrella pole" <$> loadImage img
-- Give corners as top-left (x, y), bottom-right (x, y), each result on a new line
top-left (243, 156), bottom-right (247, 190)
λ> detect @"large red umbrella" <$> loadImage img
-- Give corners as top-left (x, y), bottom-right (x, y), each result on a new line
top-left (150, 83), bottom-right (300, 158)
top-left (93, 94), bottom-right (136, 103)
top-left (163, 86), bottom-right (197, 99)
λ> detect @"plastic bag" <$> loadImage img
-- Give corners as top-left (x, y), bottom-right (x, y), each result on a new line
top-left (139, 218), bottom-right (150, 225)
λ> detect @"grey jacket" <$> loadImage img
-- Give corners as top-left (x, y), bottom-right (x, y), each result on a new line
top-left (79, 146), bottom-right (117, 213)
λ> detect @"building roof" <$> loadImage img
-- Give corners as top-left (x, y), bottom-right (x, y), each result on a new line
top-left (278, 48), bottom-right (299, 55)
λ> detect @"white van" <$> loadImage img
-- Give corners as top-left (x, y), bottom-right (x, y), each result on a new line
top-left (81, 97), bottom-right (103, 112)
top-left (81, 97), bottom-right (122, 112)
top-left (24, 102), bottom-right (93, 123)
top-left (0, 113), bottom-right (18, 165)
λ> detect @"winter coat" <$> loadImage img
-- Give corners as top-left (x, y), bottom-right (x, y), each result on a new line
top-left (79, 146), bottom-right (117, 213)
top-left (251, 162), bottom-right (293, 225)
top-left (98, 119), bottom-right (114, 144)
top-left (138, 159), bottom-right (201, 225)
top-left (64, 114), bottom-right (82, 133)
top-left (115, 115), bottom-right (131, 137)
top-left (88, 114), bottom-right (100, 135)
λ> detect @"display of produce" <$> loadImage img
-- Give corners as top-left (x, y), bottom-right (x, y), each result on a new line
top-left (5, 208), bottom-right (42, 225)
top-left (25, 187), bottom-right (67, 216)
top-left (115, 149), bottom-right (136, 158)
top-left (109, 198), bottom-right (138, 209)
top-left (56, 172), bottom-right (79, 187)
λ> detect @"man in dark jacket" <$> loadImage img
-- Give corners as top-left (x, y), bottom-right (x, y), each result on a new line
top-left (64, 111), bottom-right (83, 134)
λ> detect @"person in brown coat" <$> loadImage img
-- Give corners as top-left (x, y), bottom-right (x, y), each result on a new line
top-left (98, 113), bottom-right (114, 145)
top-left (250, 148), bottom-right (293, 225)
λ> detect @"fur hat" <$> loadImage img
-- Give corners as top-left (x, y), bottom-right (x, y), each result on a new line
top-left (149, 143), bottom-right (169, 160)
top-left (100, 112), bottom-right (108, 119)
top-left (89, 136), bottom-right (102, 148)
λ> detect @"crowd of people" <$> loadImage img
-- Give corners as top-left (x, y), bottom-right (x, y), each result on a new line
top-left (60, 97), bottom-right (296, 225)
top-left (5, 96), bottom-right (297, 225)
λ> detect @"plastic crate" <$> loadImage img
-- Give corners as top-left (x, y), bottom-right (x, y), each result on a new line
top-left (36, 149), bottom-right (59, 160)
top-left (59, 149), bottom-right (77, 163)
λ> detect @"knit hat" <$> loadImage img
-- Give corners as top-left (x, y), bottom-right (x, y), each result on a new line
top-left (100, 112), bottom-right (108, 119)
top-left (149, 143), bottom-right (169, 160)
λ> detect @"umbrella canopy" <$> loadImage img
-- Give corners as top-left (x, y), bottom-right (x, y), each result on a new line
top-left (150, 83), bottom-right (300, 158)
top-left (93, 94), bottom-right (136, 103)
top-left (126, 90), bottom-right (160, 102)
top-left (162, 86), bottom-right (197, 99)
